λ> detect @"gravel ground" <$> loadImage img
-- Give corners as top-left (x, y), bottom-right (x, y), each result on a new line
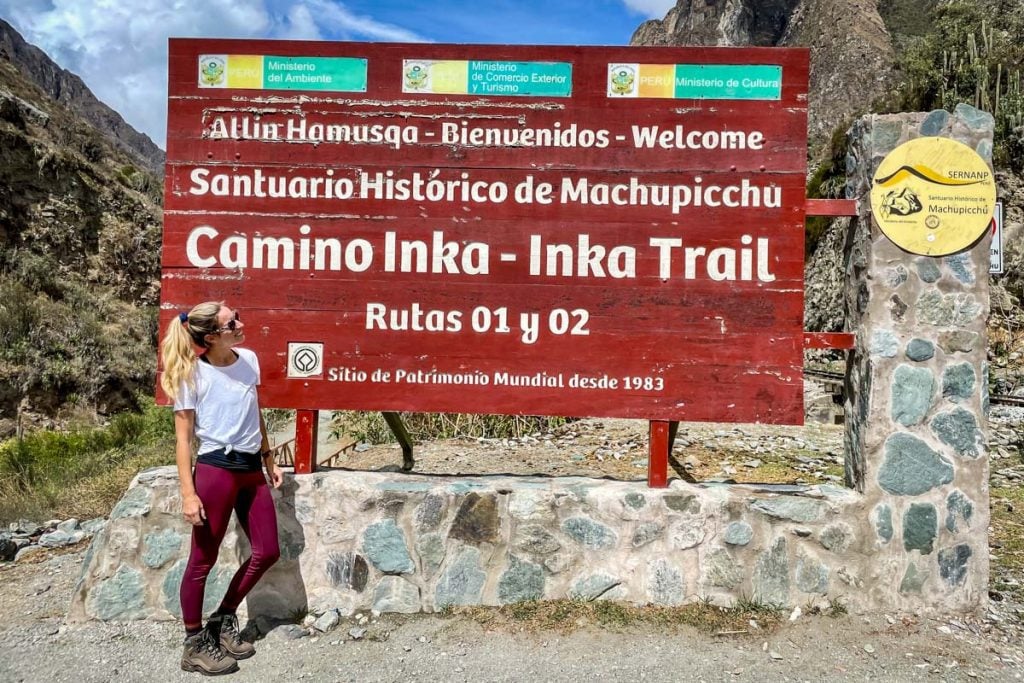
top-left (0, 546), bottom-right (1022, 682)
top-left (3, 408), bottom-right (1021, 682)
top-left (321, 417), bottom-right (848, 482)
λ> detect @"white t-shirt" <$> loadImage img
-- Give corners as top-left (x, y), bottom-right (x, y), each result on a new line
top-left (174, 347), bottom-right (262, 456)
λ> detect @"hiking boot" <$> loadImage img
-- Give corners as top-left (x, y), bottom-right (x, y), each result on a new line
top-left (181, 627), bottom-right (239, 676)
top-left (209, 613), bottom-right (255, 660)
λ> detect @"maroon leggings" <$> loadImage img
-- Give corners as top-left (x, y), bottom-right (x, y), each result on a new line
top-left (180, 463), bottom-right (280, 629)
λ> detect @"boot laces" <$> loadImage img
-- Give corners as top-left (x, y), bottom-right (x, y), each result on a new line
top-left (220, 614), bottom-right (243, 646)
top-left (200, 629), bottom-right (228, 660)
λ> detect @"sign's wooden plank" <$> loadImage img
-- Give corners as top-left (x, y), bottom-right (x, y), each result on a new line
top-left (163, 101), bottom-right (807, 173)
top-left (157, 358), bottom-right (803, 422)
top-left (159, 278), bottom-right (805, 333)
top-left (168, 41), bottom-right (810, 102)
top-left (156, 305), bottom-right (803, 358)
top-left (163, 165), bottom-right (808, 221)
top-left (803, 332), bottom-right (856, 349)
top-left (805, 199), bottom-right (857, 216)
top-left (159, 216), bottom-right (807, 282)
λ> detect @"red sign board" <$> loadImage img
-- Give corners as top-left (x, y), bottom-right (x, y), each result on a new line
top-left (161, 39), bottom-right (809, 423)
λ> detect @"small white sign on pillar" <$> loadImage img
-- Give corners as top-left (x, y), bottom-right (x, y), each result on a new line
top-left (990, 200), bottom-right (1004, 274)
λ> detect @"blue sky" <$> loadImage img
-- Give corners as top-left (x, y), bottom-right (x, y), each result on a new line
top-left (0, 0), bottom-right (675, 147)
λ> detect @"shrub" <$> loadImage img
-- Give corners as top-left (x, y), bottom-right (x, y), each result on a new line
top-left (890, 1), bottom-right (1024, 171)
top-left (0, 399), bottom-right (174, 523)
top-left (331, 411), bottom-right (572, 444)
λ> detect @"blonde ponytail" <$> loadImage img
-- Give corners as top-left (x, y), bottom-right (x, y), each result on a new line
top-left (160, 301), bottom-right (223, 400)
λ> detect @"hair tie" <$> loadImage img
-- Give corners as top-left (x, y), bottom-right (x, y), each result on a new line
top-left (178, 312), bottom-right (189, 324)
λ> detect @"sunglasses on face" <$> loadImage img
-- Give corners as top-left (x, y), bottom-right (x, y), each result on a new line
top-left (216, 311), bottom-right (241, 332)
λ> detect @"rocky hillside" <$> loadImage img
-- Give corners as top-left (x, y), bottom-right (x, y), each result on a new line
top-left (0, 37), bottom-right (162, 433)
top-left (631, 0), bottom-right (898, 151)
top-left (0, 19), bottom-right (164, 176)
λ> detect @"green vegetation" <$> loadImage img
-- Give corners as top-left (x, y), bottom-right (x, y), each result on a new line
top-left (331, 411), bottom-right (572, 444)
top-left (804, 122), bottom-right (852, 256)
top-left (116, 164), bottom-right (154, 192)
top-left (825, 596), bottom-right (848, 617)
top-left (889, 0), bottom-right (1024, 171)
top-left (0, 399), bottom-right (175, 523)
top-left (0, 59), bottom-right (162, 426)
top-left (0, 278), bottom-right (158, 418)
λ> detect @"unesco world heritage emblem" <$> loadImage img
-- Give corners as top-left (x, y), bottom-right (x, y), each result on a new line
top-left (287, 343), bottom-right (324, 378)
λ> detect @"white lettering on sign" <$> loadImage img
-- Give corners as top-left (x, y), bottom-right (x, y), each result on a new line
top-left (630, 126), bottom-right (764, 150)
top-left (188, 167), bottom-right (358, 199)
top-left (383, 231), bottom-right (490, 275)
top-left (440, 121), bottom-right (610, 148)
top-left (649, 235), bottom-right (776, 282)
top-left (185, 224), bottom-right (373, 272)
top-left (362, 171), bottom-right (510, 203)
top-left (527, 235), bottom-right (636, 278)
top-left (182, 224), bottom-right (777, 284)
top-left (202, 115), bottom-right (770, 154)
top-left (266, 59), bottom-right (316, 71)
top-left (559, 176), bottom-right (781, 213)
top-left (366, 302), bottom-right (464, 332)
top-left (185, 167), bottom-right (782, 215)
top-left (206, 115), bottom-right (419, 150)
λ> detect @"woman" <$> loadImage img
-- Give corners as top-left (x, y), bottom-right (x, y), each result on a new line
top-left (160, 301), bottom-right (283, 676)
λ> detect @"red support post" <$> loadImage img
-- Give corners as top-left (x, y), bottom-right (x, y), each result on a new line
top-left (294, 409), bottom-right (318, 474)
top-left (648, 420), bottom-right (670, 488)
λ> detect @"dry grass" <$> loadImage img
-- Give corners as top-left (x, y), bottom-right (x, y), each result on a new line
top-left (0, 443), bottom-right (173, 523)
top-left (991, 485), bottom-right (1024, 602)
top-left (50, 445), bottom-right (172, 520)
top-left (0, 402), bottom-right (175, 524)
top-left (332, 411), bottom-right (573, 444)
top-left (445, 598), bottom-right (782, 636)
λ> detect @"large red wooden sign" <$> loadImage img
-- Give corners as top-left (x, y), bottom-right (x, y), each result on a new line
top-left (161, 39), bottom-right (810, 424)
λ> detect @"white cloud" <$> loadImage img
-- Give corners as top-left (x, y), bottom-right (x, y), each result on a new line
top-left (0, 0), bottom-right (427, 147)
top-left (621, 0), bottom-right (676, 19)
top-left (303, 0), bottom-right (428, 43)
top-left (278, 4), bottom-right (325, 41)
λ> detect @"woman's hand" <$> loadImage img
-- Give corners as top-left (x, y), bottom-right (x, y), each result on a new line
top-left (267, 465), bottom-right (284, 489)
top-left (183, 493), bottom-right (206, 526)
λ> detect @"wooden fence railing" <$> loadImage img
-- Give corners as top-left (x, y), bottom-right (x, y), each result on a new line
top-left (271, 436), bottom-right (358, 470)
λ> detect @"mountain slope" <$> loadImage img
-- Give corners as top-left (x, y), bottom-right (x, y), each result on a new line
top-left (0, 18), bottom-right (164, 175)
top-left (0, 43), bottom-right (163, 432)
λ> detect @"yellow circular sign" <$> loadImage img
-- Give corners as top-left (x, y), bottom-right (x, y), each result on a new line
top-left (870, 137), bottom-right (996, 256)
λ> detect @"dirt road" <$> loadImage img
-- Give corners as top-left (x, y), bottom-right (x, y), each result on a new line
top-left (0, 545), bottom-right (1020, 682)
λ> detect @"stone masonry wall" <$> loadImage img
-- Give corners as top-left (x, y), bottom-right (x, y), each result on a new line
top-left (71, 467), bottom-right (872, 623)
top-left (843, 107), bottom-right (993, 612)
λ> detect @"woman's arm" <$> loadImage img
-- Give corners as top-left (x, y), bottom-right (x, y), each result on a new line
top-left (175, 409), bottom-right (205, 525)
top-left (259, 410), bottom-right (283, 489)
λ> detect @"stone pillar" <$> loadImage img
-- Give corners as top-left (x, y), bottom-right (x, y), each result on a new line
top-left (844, 106), bottom-right (993, 612)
